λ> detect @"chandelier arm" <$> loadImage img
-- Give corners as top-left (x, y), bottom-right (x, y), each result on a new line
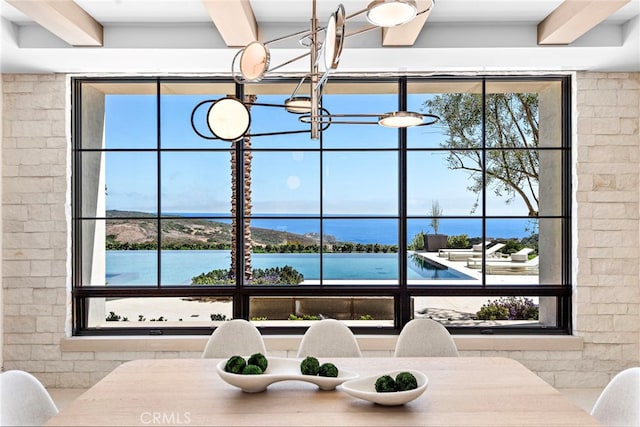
top-left (264, 27), bottom-right (321, 46)
top-left (267, 52), bottom-right (312, 73)
top-left (344, 24), bottom-right (378, 39)
top-left (247, 129), bottom-right (312, 138)
top-left (344, 8), bottom-right (368, 21)
top-left (190, 100), bottom-right (219, 140)
top-left (416, 114), bottom-right (440, 126)
top-left (230, 49), bottom-right (245, 84)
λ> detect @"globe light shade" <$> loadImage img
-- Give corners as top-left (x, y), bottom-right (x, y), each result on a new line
top-left (366, 0), bottom-right (418, 27)
top-left (285, 96), bottom-right (312, 114)
top-left (207, 97), bottom-right (251, 141)
top-left (239, 41), bottom-right (270, 82)
top-left (378, 111), bottom-right (424, 128)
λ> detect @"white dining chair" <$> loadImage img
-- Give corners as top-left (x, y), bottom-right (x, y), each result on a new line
top-left (296, 319), bottom-right (362, 357)
top-left (0, 370), bottom-right (59, 426)
top-left (202, 319), bottom-right (267, 358)
top-left (590, 367), bottom-right (640, 427)
top-left (394, 318), bottom-right (459, 357)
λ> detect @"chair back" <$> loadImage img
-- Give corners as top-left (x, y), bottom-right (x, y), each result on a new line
top-left (202, 319), bottom-right (266, 358)
top-left (297, 319), bottom-right (362, 358)
top-left (0, 370), bottom-right (58, 426)
top-left (394, 318), bottom-right (459, 357)
top-left (591, 367), bottom-right (640, 427)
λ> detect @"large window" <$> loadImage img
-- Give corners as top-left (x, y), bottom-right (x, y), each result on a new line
top-left (72, 76), bottom-right (571, 335)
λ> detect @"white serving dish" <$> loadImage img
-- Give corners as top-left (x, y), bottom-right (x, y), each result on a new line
top-left (216, 357), bottom-right (359, 393)
top-left (340, 370), bottom-right (428, 406)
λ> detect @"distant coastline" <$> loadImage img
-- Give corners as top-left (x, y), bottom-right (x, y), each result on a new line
top-left (105, 210), bottom-right (535, 248)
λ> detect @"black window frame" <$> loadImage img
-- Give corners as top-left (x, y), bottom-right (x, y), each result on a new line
top-left (71, 75), bottom-right (572, 336)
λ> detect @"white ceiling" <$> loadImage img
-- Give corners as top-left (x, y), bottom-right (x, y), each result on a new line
top-left (1, 0), bottom-right (639, 73)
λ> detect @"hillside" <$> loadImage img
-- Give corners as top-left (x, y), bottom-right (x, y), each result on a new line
top-left (105, 210), bottom-right (318, 247)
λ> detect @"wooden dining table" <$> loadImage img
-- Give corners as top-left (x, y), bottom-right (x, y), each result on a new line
top-left (46, 357), bottom-right (600, 426)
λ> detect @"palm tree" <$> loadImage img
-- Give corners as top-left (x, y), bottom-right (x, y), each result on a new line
top-left (230, 94), bottom-right (256, 282)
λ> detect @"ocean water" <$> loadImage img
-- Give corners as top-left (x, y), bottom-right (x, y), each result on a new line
top-left (168, 213), bottom-right (535, 245)
top-left (105, 250), bottom-right (473, 285)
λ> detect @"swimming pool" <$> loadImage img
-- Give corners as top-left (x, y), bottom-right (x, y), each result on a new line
top-left (105, 250), bottom-right (473, 285)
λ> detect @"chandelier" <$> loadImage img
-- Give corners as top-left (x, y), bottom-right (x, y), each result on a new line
top-left (191, 0), bottom-right (439, 141)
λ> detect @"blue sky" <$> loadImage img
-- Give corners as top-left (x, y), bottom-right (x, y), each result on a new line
top-left (102, 92), bottom-right (532, 217)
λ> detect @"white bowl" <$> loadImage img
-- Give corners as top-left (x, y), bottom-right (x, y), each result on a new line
top-left (216, 357), bottom-right (359, 393)
top-left (340, 370), bottom-right (428, 406)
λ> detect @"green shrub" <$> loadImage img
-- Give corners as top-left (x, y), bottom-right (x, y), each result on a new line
top-left (192, 265), bottom-right (304, 285)
top-left (447, 234), bottom-right (470, 249)
top-left (476, 297), bottom-right (539, 321)
top-left (408, 231), bottom-right (425, 250)
top-left (210, 313), bottom-right (227, 321)
top-left (288, 314), bottom-right (320, 321)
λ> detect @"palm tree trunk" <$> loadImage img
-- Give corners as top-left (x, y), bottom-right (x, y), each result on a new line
top-left (230, 94), bottom-right (256, 282)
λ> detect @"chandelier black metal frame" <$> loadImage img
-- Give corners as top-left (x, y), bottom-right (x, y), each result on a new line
top-left (191, 0), bottom-right (439, 141)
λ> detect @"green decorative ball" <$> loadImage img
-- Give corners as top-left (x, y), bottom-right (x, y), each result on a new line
top-left (300, 356), bottom-right (320, 375)
top-left (318, 363), bottom-right (339, 378)
top-left (374, 375), bottom-right (397, 393)
top-left (224, 355), bottom-right (246, 374)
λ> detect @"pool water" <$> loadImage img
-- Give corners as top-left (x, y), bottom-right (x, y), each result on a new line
top-left (104, 250), bottom-right (473, 286)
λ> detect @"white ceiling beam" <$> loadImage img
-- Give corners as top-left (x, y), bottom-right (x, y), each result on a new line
top-left (382, 0), bottom-right (433, 46)
top-left (537, 0), bottom-right (631, 45)
top-left (202, 0), bottom-right (258, 47)
top-left (6, 0), bottom-right (102, 46)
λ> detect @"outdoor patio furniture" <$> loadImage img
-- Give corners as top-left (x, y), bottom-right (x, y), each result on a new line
top-left (448, 242), bottom-right (506, 261)
top-left (484, 256), bottom-right (539, 275)
top-left (511, 247), bottom-right (535, 262)
top-left (437, 241), bottom-right (491, 258)
top-left (394, 318), bottom-right (459, 357)
top-left (467, 247), bottom-right (535, 268)
top-left (297, 319), bottom-right (362, 357)
top-left (202, 319), bottom-right (267, 358)
top-left (0, 370), bottom-right (59, 426)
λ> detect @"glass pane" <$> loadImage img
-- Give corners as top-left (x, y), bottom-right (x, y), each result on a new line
top-left (322, 81), bottom-right (399, 149)
top-left (484, 218), bottom-right (546, 285)
top-left (323, 219), bottom-right (398, 282)
top-left (161, 81), bottom-right (236, 149)
top-left (323, 151), bottom-right (398, 215)
top-left (161, 151), bottom-right (232, 215)
top-left (412, 296), bottom-right (558, 328)
top-left (407, 80), bottom-right (482, 149)
top-left (92, 218), bottom-right (158, 286)
top-left (407, 151), bottom-right (482, 216)
top-left (249, 296), bottom-right (394, 325)
top-left (250, 151), bottom-right (320, 215)
top-left (243, 218), bottom-right (321, 285)
top-left (81, 82), bottom-right (157, 150)
top-left (485, 148), bottom-right (542, 216)
top-left (485, 80), bottom-right (562, 149)
top-left (160, 216), bottom-right (233, 286)
top-left (81, 151), bottom-right (157, 217)
top-left (408, 219), bottom-right (482, 285)
top-left (244, 82), bottom-right (320, 149)
top-left (87, 296), bottom-right (233, 327)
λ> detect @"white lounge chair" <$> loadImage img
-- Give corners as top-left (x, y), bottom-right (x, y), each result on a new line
top-left (438, 241), bottom-right (491, 258)
top-left (467, 247), bottom-right (535, 268)
top-left (448, 242), bottom-right (505, 261)
top-left (484, 256), bottom-right (539, 275)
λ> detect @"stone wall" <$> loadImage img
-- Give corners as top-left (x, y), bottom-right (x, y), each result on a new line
top-left (1, 72), bottom-right (639, 389)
